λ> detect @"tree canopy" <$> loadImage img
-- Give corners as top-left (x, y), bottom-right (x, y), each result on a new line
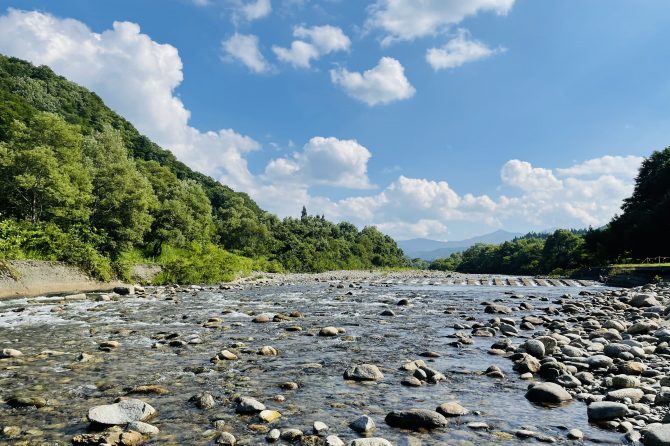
top-left (0, 54), bottom-right (407, 281)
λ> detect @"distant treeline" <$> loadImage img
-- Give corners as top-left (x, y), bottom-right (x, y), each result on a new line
top-left (428, 147), bottom-right (670, 276)
top-left (0, 54), bottom-right (406, 283)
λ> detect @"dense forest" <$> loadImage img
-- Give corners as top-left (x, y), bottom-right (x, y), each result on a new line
top-left (428, 148), bottom-right (670, 276)
top-left (0, 55), bottom-right (406, 282)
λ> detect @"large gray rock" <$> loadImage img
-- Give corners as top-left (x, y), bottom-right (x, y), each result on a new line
top-left (630, 294), bottom-right (660, 308)
top-left (343, 364), bottom-right (384, 382)
top-left (643, 424), bottom-right (670, 446)
top-left (525, 382), bottom-right (572, 404)
top-left (523, 340), bottom-right (546, 358)
top-left (586, 355), bottom-right (614, 369)
top-left (607, 388), bottom-right (644, 403)
top-left (587, 401), bottom-right (628, 421)
top-left (235, 396), bottom-right (265, 414)
top-left (350, 415), bottom-right (375, 433)
top-left (0, 348), bottom-right (23, 358)
top-left (385, 409), bottom-right (448, 430)
top-left (87, 399), bottom-right (156, 425)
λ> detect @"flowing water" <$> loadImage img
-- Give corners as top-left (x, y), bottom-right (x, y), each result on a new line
top-left (0, 281), bottom-right (624, 445)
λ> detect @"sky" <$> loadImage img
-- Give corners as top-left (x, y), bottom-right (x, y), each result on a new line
top-left (0, 0), bottom-right (669, 241)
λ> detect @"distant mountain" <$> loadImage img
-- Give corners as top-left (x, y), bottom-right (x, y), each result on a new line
top-left (398, 230), bottom-right (524, 260)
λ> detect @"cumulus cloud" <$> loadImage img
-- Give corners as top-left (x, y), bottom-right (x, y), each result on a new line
top-left (427, 29), bottom-right (504, 70)
top-left (367, 0), bottom-right (515, 44)
top-left (330, 57), bottom-right (415, 106)
top-left (0, 9), bottom-right (259, 181)
top-left (0, 10), bottom-right (640, 241)
top-left (556, 155), bottom-right (643, 178)
top-left (222, 33), bottom-right (270, 73)
top-left (265, 137), bottom-right (373, 189)
top-left (273, 25), bottom-right (350, 68)
top-left (233, 0), bottom-right (272, 22)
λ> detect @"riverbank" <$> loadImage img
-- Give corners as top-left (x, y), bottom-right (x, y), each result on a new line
top-left (0, 262), bottom-right (602, 301)
top-left (0, 260), bottom-right (123, 300)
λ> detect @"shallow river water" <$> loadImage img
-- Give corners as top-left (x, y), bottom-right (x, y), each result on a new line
top-left (0, 281), bottom-right (626, 445)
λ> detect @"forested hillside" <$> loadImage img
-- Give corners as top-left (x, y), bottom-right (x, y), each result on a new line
top-left (0, 55), bottom-right (406, 282)
top-left (429, 148), bottom-right (670, 277)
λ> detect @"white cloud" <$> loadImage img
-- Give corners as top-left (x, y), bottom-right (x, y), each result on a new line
top-left (222, 33), bottom-right (270, 73)
top-left (427, 29), bottom-right (504, 70)
top-left (265, 137), bottom-right (373, 189)
top-left (0, 9), bottom-right (259, 181)
top-left (501, 160), bottom-right (563, 194)
top-left (376, 219), bottom-right (449, 240)
top-left (234, 0), bottom-right (272, 22)
top-left (272, 25), bottom-right (350, 68)
top-left (0, 10), bottom-right (641, 241)
top-left (367, 0), bottom-right (515, 44)
top-left (330, 57), bottom-right (415, 106)
top-left (556, 155), bottom-right (644, 178)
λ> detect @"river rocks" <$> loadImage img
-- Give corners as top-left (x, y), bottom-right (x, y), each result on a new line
top-left (191, 392), bottom-right (216, 409)
top-left (267, 429), bottom-right (281, 442)
top-left (513, 353), bottom-right (541, 374)
top-left (99, 340), bottom-right (121, 350)
top-left (217, 432), bottom-right (236, 445)
top-left (88, 399), bottom-right (156, 425)
top-left (401, 376), bottom-right (422, 387)
top-left (612, 375), bottom-right (641, 389)
top-left (313, 421), bottom-right (329, 435)
top-left (7, 395), bottom-right (48, 408)
top-left (259, 346), bottom-right (278, 356)
top-left (326, 435), bottom-right (345, 446)
top-left (384, 409), bottom-right (448, 430)
top-left (212, 350), bottom-right (238, 361)
top-left (350, 415), bottom-right (375, 433)
top-left (259, 410), bottom-right (282, 423)
top-left (630, 294), bottom-right (661, 308)
top-left (525, 382), bottom-right (572, 405)
top-left (235, 396), bottom-right (266, 414)
top-left (252, 314), bottom-right (271, 323)
top-left (344, 364), bottom-right (384, 381)
top-left (348, 438), bottom-right (392, 446)
top-left (485, 304), bottom-right (512, 314)
top-left (128, 385), bottom-right (169, 395)
top-left (126, 421), bottom-right (159, 435)
top-left (319, 327), bottom-right (339, 336)
top-left (587, 401), bottom-right (629, 421)
top-left (607, 388), bottom-right (644, 403)
top-left (586, 355), bottom-right (613, 369)
top-left (436, 401), bottom-right (469, 417)
top-left (0, 348), bottom-right (23, 358)
top-left (642, 424), bottom-right (670, 446)
top-left (523, 339), bottom-right (546, 358)
top-left (113, 286), bottom-right (134, 296)
top-left (567, 429), bottom-right (583, 440)
top-left (280, 428), bottom-right (303, 441)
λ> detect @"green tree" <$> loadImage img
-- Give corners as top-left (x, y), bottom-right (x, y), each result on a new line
top-left (0, 113), bottom-right (92, 226)
top-left (84, 127), bottom-right (156, 254)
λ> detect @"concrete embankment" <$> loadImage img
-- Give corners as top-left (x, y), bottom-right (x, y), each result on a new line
top-left (0, 260), bottom-right (123, 300)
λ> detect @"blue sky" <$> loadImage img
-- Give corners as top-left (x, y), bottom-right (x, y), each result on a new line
top-left (0, 0), bottom-right (668, 240)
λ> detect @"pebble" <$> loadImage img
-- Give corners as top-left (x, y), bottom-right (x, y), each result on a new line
top-left (350, 415), bottom-right (376, 433)
top-left (87, 399), bottom-right (156, 425)
top-left (384, 409), bottom-right (448, 430)
top-left (343, 364), bottom-right (384, 381)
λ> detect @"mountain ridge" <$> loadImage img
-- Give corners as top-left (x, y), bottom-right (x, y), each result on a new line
top-left (398, 229), bottom-right (523, 260)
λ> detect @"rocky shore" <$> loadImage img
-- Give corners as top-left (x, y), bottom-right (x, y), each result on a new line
top-left (1, 274), bottom-right (668, 445)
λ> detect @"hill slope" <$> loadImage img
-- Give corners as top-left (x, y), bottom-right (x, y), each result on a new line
top-left (0, 54), bottom-right (406, 281)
